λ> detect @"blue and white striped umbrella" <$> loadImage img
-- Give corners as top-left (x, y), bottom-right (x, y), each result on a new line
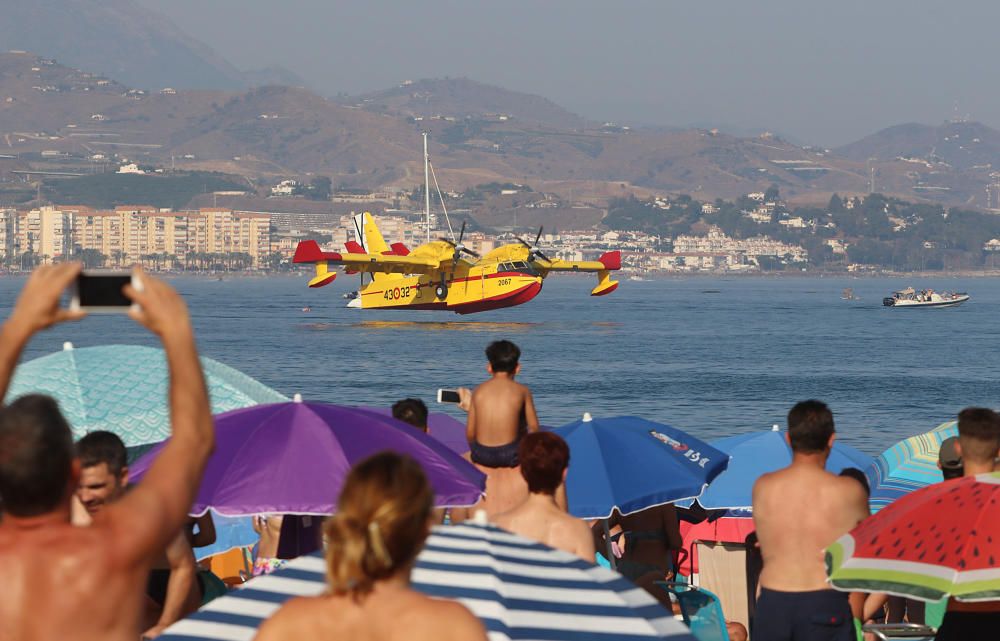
top-left (159, 523), bottom-right (695, 641)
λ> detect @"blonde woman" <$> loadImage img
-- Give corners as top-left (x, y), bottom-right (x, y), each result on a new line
top-left (255, 452), bottom-right (487, 641)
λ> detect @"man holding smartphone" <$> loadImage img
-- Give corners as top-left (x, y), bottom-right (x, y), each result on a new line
top-left (0, 263), bottom-right (215, 641)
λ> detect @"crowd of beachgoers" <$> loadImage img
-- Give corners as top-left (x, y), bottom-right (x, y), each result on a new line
top-left (0, 263), bottom-right (998, 641)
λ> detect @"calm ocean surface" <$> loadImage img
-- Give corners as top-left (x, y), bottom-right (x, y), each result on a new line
top-left (2, 273), bottom-right (998, 455)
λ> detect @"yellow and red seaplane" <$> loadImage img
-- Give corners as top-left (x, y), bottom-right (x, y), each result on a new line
top-left (293, 212), bottom-right (620, 314)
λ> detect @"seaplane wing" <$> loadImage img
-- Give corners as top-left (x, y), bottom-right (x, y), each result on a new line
top-left (292, 240), bottom-right (443, 287)
top-left (536, 251), bottom-right (621, 274)
top-left (534, 251), bottom-right (621, 296)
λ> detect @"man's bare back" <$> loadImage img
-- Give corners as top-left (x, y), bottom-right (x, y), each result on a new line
top-left (0, 266), bottom-right (214, 641)
top-left (467, 375), bottom-right (538, 448)
top-left (494, 494), bottom-right (595, 560)
top-left (255, 583), bottom-right (486, 641)
top-left (753, 465), bottom-right (868, 592)
top-left (0, 519), bottom-right (151, 640)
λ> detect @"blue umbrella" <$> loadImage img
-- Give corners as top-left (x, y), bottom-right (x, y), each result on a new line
top-left (189, 514), bottom-right (256, 562)
top-left (7, 343), bottom-right (287, 446)
top-left (552, 415), bottom-right (729, 519)
top-left (866, 421), bottom-right (956, 513)
top-left (157, 522), bottom-right (695, 641)
top-left (687, 426), bottom-right (873, 511)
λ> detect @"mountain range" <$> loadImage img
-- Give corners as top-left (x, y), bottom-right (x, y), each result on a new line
top-left (2, 0), bottom-right (1000, 210)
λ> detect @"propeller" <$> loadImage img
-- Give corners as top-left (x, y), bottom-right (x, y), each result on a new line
top-left (517, 225), bottom-right (552, 262)
top-left (439, 220), bottom-right (480, 262)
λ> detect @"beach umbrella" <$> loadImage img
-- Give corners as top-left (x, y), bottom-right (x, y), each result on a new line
top-left (866, 421), bottom-right (957, 513)
top-left (130, 399), bottom-right (485, 515)
top-left (685, 426), bottom-right (873, 511)
top-left (360, 405), bottom-right (469, 454)
top-left (552, 414), bottom-right (728, 519)
top-left (7, 343), bottom-right (287, 446)
top-left (156, 522), bottom-right (696, 641)
top-left (191, 514), bottom-right (257, 562)
top-left (827, 471), bottom-right (1000, 602)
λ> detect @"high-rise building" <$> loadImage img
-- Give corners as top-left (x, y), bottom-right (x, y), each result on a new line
top-left (19, 206), bottom-right (72, 262)
top-left (0, 208), bottom-right (18, 262)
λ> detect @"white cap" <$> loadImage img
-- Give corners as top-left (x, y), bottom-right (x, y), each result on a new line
top-left (293, 393), bottom-right (303, 403)
top-left (771, 424), bottom-right (780, 432)
top-left (583, 412), bottom-right (593, 422)
top-left (63, 341), bottom-right (74, 351)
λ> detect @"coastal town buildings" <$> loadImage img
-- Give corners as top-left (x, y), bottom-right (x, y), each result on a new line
top-left (0, 193), bottom-right (815, 274)
top-left (0, 206), bottom-right (273, 268)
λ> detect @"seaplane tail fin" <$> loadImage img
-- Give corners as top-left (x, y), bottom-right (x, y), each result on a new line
top-left (352, 212), bottom-right (399, 282)
top-left (353, 212), bottom-right (391, 254)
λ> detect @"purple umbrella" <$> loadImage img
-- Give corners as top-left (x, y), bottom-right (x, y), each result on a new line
top-left (131, 401), bottom-right (485, 516)
top-left (360, 406), bottom-right (469, 455)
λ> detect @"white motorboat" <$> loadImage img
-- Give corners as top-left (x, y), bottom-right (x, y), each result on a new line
top-left (883, 287), bottom-right (969, 308)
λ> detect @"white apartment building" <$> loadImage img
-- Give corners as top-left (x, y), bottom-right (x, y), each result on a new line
top-left (0, 208), bottom-right (18, 260)
top-left (18, 206), bottom-right (72, 262)
top-left (673, 227), bottom-right (807, 264)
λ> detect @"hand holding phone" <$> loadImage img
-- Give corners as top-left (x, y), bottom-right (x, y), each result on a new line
top-left (70, 271), bottom-right (142, 313)
top-left (8, 263), bottom-right (86, 336)
top-left (437, 389), bottom-right (462, 404)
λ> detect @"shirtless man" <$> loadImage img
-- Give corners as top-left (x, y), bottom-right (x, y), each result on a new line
top-left (752, 400), bottom-right (869, 641)
top-left (74, 430), bottom-right (203, 639)
top-left (465, 340), bottom-right (539, 517)
top-left (494, 432), bottom-right (594, 560)
top-left (466, 340), bottom-right (539, 464)
top-left (0, 264), bottom-right (214, 641)
top-left (933, 407), bottom-right (1000, 641)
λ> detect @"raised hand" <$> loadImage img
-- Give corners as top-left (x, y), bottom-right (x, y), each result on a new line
top-left (123, 269), bottom-right (193, 343)
top-left (8, 262), bottom-right (86, 336)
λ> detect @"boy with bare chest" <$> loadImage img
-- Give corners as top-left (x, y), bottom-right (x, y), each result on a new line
top-left (466, 340), bottom-right (539, 467)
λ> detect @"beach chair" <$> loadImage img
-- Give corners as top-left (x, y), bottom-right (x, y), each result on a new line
top-left (656, 581), bottom-right (729, 641)
top-left (862, 623), bottom-right (936, 641)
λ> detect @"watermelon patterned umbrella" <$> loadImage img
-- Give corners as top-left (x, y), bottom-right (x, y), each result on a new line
top-left (866, 421), bottom-right (957, 513)
top-left (827, 471), bottom-right (1000, 602)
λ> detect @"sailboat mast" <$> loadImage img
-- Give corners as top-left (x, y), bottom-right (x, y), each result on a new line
top-left (423, 132), bottom-right (431, 244)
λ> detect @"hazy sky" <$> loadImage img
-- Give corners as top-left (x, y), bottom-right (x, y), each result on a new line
top-left (138, 0), bottom-right (1000, 146)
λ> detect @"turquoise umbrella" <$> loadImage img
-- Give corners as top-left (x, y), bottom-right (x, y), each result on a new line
top-left (865, 421), bottom-right (957, 513)
top-left (7, 343), bottom-right (287, 446)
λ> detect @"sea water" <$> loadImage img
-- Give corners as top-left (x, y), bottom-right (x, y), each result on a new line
top-left (3, 274), bottom-right (998, 455)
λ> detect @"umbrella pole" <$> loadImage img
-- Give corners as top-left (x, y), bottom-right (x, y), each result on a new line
top-left (603, 518), bottom-right (617, 571)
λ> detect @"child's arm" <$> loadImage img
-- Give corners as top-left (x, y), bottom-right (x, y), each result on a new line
top-left (524, 389), bottom-right (540, 432)
top-left (466, 394), bottom-right (478, 443)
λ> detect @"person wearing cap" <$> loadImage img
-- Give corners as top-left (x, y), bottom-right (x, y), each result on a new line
top-left (937, 436), bottom-right (963, 480)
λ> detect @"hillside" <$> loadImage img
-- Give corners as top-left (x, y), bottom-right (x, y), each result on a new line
top-left (837, 120), bottom-right (1000, 171)
top-left (346, 77), bottom-right (590, 130)
top-left (1, 0), bottom-right (246, 90)
top-left (3, 53), bottom-right (1000, 210)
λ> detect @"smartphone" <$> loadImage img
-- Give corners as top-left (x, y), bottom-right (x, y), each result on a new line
top-left (437, 389), bottom-right (461, 404)
top-left (70, 271), bottom-right (142, 313)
